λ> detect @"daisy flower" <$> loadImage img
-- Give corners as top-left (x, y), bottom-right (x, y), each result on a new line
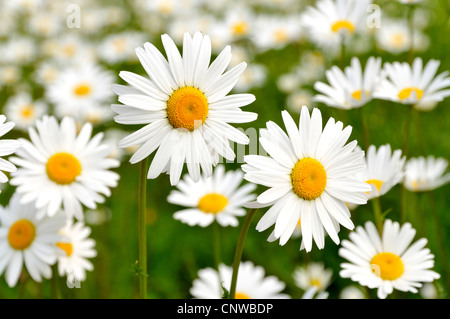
top-left (403, 156), bottom-right (450, 192)
top-left (358, 144), bottom-right (406, 199)
top-left (374, 57), bottom-right (450, 106)
top-left (4, 92), bottom-right (48, 131)
top-left (300, 0), bottom-right (371, 50)
top-left (242, 106), bottom-right (371, 252)
top-left (339, 219), bottom-right (440, 299)
top-left (293, 262), bottom-right (333, 293)
top-left (46, 63), bottom-right (115, 119)
top-left (0, 115), bottom-right (21, 185)
top-left (251, 14), bottom-right (303, 53)
top-left (313, 57), bottom-right (383, 109)
top-left (9, 115), bottom-right (120, 220)
top-left (190, 261), bottom-right (290, 299)
top-left (167, 164), bottom-right (256, 227)
top-left (112, 32), bottom-right (257, 185)
top-left (56, 219), bottom-right (97, 282)
top-left (0, 192), bottom-right (66, 287)
top-left (375, 18), bottom-right (429, 55)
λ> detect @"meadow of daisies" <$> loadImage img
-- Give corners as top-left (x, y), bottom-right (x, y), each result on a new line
top-left (0, 0), bottom-right (449, 300)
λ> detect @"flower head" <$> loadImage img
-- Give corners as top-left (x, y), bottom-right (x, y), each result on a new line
top-left (242, 106), bottom-right (371, 252)
top-left (190, 261), bottom-right (290, 299)
top-left (0, 193), bottom-right (66, 287)
top-left (339, 219), bottom-right (440, 299)
top-left (10, 116), bottom-right (120, 220)
top-left (314, 57), bottom-right (382, 109)
top-left (167, 164), bottom-right (256, 227)
top-left (403, 156), bottom-right (450, 192)
top-left (374, 58), bottom-right (450, 107)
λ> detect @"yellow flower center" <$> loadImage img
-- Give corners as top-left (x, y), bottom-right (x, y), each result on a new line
top-left (351, 90), bottom-right (370, 101)
top-left (8, 219), bottom-right (36, 250)
top-left (63, 44), bottom-right (76, 57)
top-left (398, 87), bottom-right (423, 100)
top-left (56, 242), bottom-right (74, 257)
top-left (291, 158), bottom-right (327, 200)
top-left (198, 193), bottom-right (228, 214)
top-left (73, 83), bottom-right (92, 97)
top-left (365, 179), bottom-right (383, 193)
top-left (46, 152), bottom-right (82, 185)
top-left (392, 33), bottom-right (406, 47)
top-left (370, 252), bottom-right (404, 281)
top-left (331, 20), bottom-right (355, 34)
top-left (166, 87), bottom-right (208, 131)
top-left (410, 179), bottom-right (420, 190)
top-left (232, 21), bottom-right (249, 36)
top-left (310, 278), bottom-right (322, 288)
top-left (235, 292), bottom-right (251, 299)
top-left (113, 38), bottom-right (126, 52)
top-left (21, 104), bottom-right (35, 118)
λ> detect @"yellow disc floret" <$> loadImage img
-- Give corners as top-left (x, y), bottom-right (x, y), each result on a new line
top-left (198, 193), bottom-right (228, 214)
top-left (8, 219), bottom-right (36, 250)
top-left (46, 152), bottom-right (82, 185)
top-left (73, 83), bottom-right (92, 96)
top-left (235, 292), bottom-right (251, 299)
top-left (398, 87), bottom-right (423, 100)
top-left (232, 21), bottom-right (249, 36)
top-left (291, 158), bottom-right (327, 200)
top-left (370, 252), bottom-right (404, 281)
top-left (331, 20), bottom-right (355, 34)
top-left (167, 87), bottom-right (208, 131)
top-left (21, 104), bottom-right (35, 118)
top-left (366, 179), bottom-right (383, 193)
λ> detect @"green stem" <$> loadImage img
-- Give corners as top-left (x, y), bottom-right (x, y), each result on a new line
top-left (229, 208), bottom-right (258, 299)
top-left (138, 158), bottom-right (148, 299)
top-left (371, 197), bottom-right (383, 233)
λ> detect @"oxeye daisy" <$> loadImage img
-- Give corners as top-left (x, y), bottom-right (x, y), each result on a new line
top-left (56, 220), bottom-right (97, 282)
top-left (242, 106), bottom-right (371, 252)
top-left (374, 57), bottom-right (450, 106)
top-left (339, 219), bottom-right (440, 299)
top-left (167, 164), bottom-right (256, 227)
top-left (300, 0), bottom-right (371, 51)
top-left (112, 31), bottom-right (257, 185)
top-left (0, 193), bottom-right (66, 287)
top-left (4, 92), bottom-right (48, 131)
top-left (313, 57), bottom-right (383, 109)
top-left (9, 115), bottom-right (120, 220)
top-left (0, 115), bottom-right (21, 184)
top-left (190, 261), bottom-right (290, 299)
top-left (358, 144), bottom-right (406, 199)
top-left (403, 156), bottom-right (450, 192)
